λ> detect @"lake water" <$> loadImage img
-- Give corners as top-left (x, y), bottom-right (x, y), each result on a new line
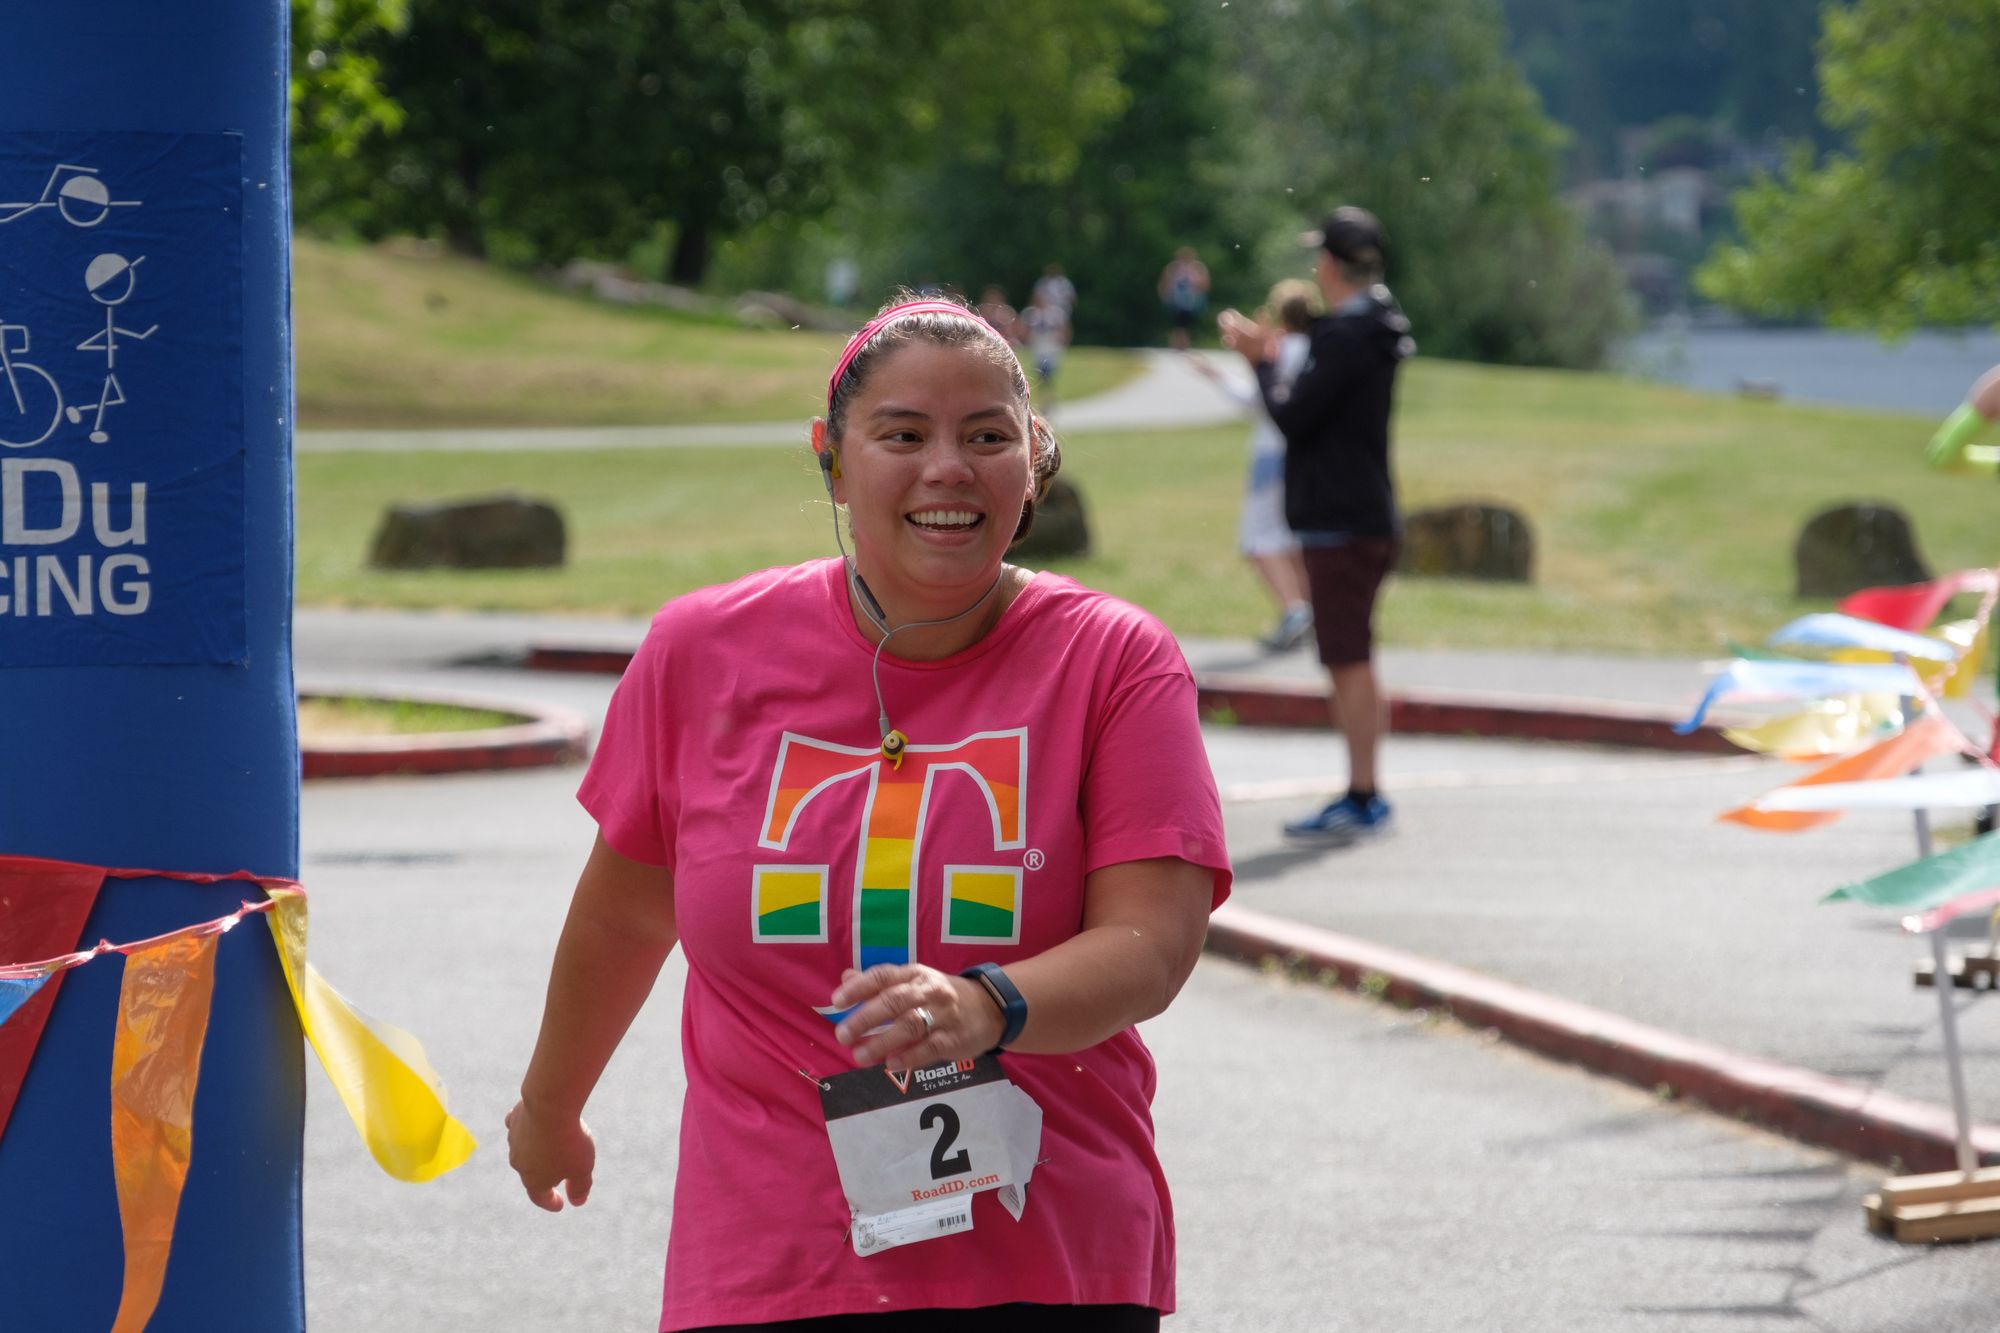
top-left (1617, 325), bottom-right (2000, 417)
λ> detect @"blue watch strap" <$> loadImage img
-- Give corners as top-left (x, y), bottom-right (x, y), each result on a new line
top-left (961, 962), bottom-right (1028, 1050)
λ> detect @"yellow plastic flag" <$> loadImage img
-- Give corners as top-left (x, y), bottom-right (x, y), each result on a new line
top-left (109, 932), bottom-right (218, 1333)
top-left (1720, 714), bottom-right (1962, 833)
top-left (1721, 693), bottom-right (1904, 759)
top-left (264, 889), bottom-right (475, 1182)
top-left (1936, 618), bottom-right (1990, 699)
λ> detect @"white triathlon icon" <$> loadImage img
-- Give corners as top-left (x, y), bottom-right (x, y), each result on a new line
top-left (68, 253), bottom-right (159, 444)
top-left (0, 319), bottom-right (64, 449)
top-left (0, 163), bottom-right (142, 228)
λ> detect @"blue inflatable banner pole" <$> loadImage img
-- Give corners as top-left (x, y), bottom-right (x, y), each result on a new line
top-left (0, 4), bottom-right (302, 1329)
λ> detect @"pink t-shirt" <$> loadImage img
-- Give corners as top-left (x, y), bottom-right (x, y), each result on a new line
top-left (579, 558), bottom-right (1231, 1330)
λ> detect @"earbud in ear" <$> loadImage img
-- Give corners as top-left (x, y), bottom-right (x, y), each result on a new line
top-left (811, 420), bottom-right (841, 491)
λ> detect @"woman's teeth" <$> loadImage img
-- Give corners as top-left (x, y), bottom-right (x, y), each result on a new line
top-left (908, 510), bottom-right (982, 531)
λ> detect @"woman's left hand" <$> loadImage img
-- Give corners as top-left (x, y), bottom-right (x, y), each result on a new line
top-left (830, 964), bottom-right (1004, 1071)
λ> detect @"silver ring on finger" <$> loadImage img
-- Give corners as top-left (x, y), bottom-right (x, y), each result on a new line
top-left (912, 1005), bottom-right (935, 1037)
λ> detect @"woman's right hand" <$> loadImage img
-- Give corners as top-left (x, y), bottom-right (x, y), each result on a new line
top-left (506, 1098), bottom-right (596, 1212)
top-left (1217, 308), bottom-right (1271, 363)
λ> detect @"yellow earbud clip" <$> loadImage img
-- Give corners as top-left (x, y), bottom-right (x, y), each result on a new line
top-left (880, 729), bottom-right (908, 769)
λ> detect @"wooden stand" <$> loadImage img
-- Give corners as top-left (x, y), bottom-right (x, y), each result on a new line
top-left (1865, 1166), bottom-right (2000, 1243)
top-left (1912, 954), bottom-right (2000, 989)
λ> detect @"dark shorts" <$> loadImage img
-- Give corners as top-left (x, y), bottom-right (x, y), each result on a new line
top-left (1302, 537), bottom-right (1398, 668)
top-left (685, 1305), bottom-right (1160, 1332)
top-left (1169, 305), bottom-right (1198, 331)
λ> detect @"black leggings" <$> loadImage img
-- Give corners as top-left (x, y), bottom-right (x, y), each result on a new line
top-left (685, 1304), bottom-right (1160, 1332)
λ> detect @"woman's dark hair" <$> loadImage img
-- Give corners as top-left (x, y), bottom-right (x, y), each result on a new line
top-left (825, 290), bottom-right (1062, 546)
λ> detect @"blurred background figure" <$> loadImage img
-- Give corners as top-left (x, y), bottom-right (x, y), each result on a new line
top-left (1188, 279), bottom-right (1320, 652)
top-left (824, 256), bottom-right (860, 310)
top-left (1158, 246), bottom-right (1210, 351)
top-left (1034, 262), bottom-right (1077, 323)
top-left (1021, 285), bottom-right (1072, 413)
top-left (1926, 363), bottom-right (2000, 470)
top-left (977, 284), bottom-right (1021, 342)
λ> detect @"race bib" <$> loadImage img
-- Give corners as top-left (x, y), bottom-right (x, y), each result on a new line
top-left (819, 1054), bottom-right (1042, 1257)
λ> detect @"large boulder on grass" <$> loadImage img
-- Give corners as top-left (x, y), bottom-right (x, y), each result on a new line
top-left (369, 494), bottom-right (567, 570)
top-left (1011, 477), bottom-right (1091, 560)
top-left (1794, 502), bottom-right (1929, 598)
top-left (1397, 502), bottom-right (1534, 582)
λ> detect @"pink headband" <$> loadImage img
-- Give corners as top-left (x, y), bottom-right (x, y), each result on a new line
top-left (825, 299), bottom-right (1018, 409)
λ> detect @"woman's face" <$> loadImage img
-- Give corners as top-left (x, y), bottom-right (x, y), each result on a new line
top-left (830, 340), bottom-right (1032, 615)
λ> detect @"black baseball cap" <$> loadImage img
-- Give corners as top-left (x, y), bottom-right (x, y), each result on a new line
top-left (1301, 206), bottom-right (1386, 269)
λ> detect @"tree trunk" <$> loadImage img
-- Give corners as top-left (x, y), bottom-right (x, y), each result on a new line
top-left (669, 221), bottom-right (710, 286)
top-left (446, 140), bottom-right (486, 258)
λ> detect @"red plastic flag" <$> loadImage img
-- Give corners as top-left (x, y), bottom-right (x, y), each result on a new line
top-left (0, 856), bottom-right (107, 1142)
top-left (1839, 570), bottom-right (1998, 632)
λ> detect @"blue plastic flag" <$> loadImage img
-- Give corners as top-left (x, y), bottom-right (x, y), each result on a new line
top-left (0, 974), bottom-right (49, 1033)
top-left (1766, 613), bottom-right (1956, 662)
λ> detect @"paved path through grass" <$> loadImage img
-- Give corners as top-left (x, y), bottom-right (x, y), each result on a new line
top-left (295, 350), bottom-right (1252, 452)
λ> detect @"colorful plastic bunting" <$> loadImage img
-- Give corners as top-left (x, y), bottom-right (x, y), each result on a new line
top-left (0, 853), bottom-right (474, 1333)
top-left (1677, 660), bottom-right (1923, 734)
top-left (1720, 715), bottom-right (1961, 832)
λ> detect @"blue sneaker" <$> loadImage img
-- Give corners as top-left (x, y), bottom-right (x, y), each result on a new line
top-left (1259, 604), bottom-right (1314, 653)
top-left (1282, 794), bottom-right (1393, 845)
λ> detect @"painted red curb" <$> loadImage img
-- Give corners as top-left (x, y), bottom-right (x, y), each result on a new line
top-left (522, 644), bottom-right (637, 675)
top-left (1206, 902), bottom-right (2000, 1173)
top-left (1199, 672), bottom-right (1740, 754)
top-left (300, 687), bottom-right (589, 779)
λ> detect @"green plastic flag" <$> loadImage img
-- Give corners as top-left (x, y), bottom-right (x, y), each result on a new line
top-left (1824, 831), bottom-right (2000, 912)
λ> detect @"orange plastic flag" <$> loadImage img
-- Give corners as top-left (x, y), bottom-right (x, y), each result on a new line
top-left (1720, 714), bottom-right (1962, 832)
top-left (108, 931), bottom-right (218, 1333)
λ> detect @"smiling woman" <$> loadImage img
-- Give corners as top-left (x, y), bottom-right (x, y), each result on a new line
top-left (508, 293), bottom-right (1233, 1332)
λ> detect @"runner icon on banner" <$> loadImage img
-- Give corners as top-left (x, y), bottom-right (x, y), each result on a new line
top-left (818, 1054), bottom-right (1041, 1257)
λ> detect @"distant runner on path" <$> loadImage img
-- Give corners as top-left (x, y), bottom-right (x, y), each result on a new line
top-left (1157, 247), bottom-right (1209, 351)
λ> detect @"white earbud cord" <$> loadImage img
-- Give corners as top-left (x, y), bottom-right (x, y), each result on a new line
top-left (826, 493), bottom-right (1004, 746)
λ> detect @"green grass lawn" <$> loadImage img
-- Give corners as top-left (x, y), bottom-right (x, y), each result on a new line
top-left (295, 237), bottom-right (1138, 428)
top-left (297, 696), bottom-right (524, 738)
top-left (297, 357), bottom-right (1991, 655)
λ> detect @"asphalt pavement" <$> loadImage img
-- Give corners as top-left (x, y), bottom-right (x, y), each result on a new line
top-left (294, 608), bottom-right (2000, 1329)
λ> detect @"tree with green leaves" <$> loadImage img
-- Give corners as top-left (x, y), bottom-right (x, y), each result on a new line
top-left (1697, 0), bottom-right (2000, 331)
top-left (290, 0), bottom-right (408, 224)
top-left (315, 0), bottom-right (1152, 283)
top-left (850, 0), bottom-right (1252, 345)
top-left (1219, 0), bottom-right (1629, 368)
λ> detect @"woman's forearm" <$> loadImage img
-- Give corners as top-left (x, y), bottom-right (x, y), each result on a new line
top-left (986, 857), bottom-right (1213, 1055)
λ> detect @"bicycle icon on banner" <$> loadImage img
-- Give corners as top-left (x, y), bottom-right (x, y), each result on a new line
top-left (0, 321), bottom-right (64, 449)
top-left (0, 163), bottom-right (142, 228)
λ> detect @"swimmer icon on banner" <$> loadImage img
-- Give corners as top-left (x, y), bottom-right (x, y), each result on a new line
top-left (0, 132), bottom-right (244, 666)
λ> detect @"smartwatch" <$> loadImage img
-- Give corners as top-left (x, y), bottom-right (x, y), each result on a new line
top-left (960, 962), bottom-right (1028, 1051)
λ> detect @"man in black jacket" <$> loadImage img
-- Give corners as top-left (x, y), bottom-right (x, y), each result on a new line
top-left (1221, 206), bottom-right (1414, 844)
